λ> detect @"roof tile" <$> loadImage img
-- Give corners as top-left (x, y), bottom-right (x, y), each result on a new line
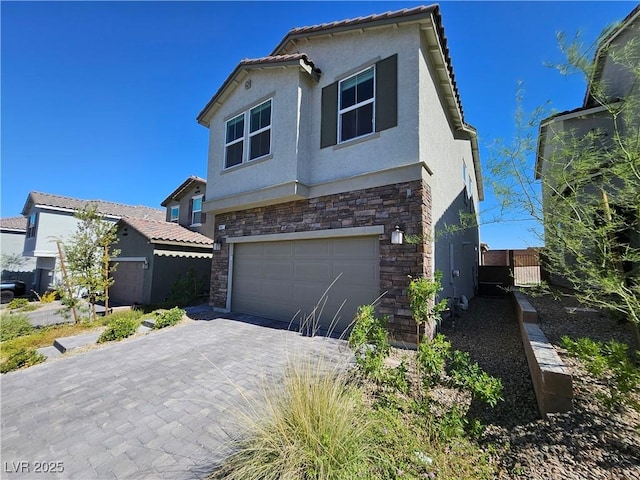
top-left (0, 216), bottom-right (27, 232)
top-left (119, 217), bottom-right (213, 246)
top-left (24, 192), bottom-right (165, 221)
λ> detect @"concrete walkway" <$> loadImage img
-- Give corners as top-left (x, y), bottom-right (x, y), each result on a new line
top-left (1, 316), bottom-right (354, 479)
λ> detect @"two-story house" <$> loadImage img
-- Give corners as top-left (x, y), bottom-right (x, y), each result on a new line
top-left (197, 5), bottom-right (483, 343)
top-left (110, 176), bottom-right (213, 306)
top-left (536, 5), bottom-right (639, 287)
top-left (1, 216), bottom-right (37, 286)
top-left (160, 175), bottom-right (212, 238)
top-left (21, 191), bottom-right (166, 294)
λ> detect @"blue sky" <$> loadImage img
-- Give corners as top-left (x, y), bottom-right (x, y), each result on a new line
top-left (1, 1), bottom-right (636, 249)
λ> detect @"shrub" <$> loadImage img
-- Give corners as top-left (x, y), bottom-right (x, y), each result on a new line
top-left (154, 307), bottom-right (185, 329)
top-left (562, 335), bottom-right (640, 410)
top-left (348, 305), bottom-right (390, 381)
top-left (164, 269), bottom-right (206, 307)
top-left (0, 313), bottom-right (34, 342)
top-left (1, 348), bottom-right (45, 373)
top-left (213, 361), bottom-right (371, 479)
top-left (40, 290), bottom-right (57, 303)
top-left (97, 316), bottom-right (139, 343)
top-left (449, 350), bottom-right (504, 408)
top-left (417, 333), bottom-right (451, 388)
top-left (408, 273), bottom-right (448, 344)
top-left (7, 298), bottom-right (29, 310)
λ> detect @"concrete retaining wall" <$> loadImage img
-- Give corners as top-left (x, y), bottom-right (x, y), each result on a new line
top-left (512, 291), bottom-right (573, 416)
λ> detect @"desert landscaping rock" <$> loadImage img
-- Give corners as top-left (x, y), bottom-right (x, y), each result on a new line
top-left (445, 294), bottom-right (640, 479)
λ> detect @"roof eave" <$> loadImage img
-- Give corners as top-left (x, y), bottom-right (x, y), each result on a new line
top-left (270, 5), bottom-right (438, 55)
top-left (161, 176), bottom-right (206, 206)
top-left (197, 58), bottom-right (318, 127)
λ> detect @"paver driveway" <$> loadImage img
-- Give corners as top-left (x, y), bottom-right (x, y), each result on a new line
top-left (1, 316), bottom-right (354, 479)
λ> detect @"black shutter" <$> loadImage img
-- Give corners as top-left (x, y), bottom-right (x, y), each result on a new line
top-left (320, 82), bottom-right (338, 148)
top-left (375, 54), bottom-right (398, 132)
top-left (188, 198), bottom-right (193, 225)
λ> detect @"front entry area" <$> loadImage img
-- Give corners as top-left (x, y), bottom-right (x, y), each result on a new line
top-left (231, 236), bottom-right (379, 335)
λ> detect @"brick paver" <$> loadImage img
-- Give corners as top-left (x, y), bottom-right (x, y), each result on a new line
top-left (1, 317), bottom-right (354, 479)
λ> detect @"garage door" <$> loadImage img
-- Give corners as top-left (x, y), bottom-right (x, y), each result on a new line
top-left (109, 261), bottom-right (144, 305)
top-left (232, 236), bottom-right (379, 335)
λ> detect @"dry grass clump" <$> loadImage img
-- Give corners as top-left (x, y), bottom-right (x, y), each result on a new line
top-left (212, 359), bottom-right (371, 480)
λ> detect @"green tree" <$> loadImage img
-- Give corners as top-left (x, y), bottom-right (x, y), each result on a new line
top-left (61, 205), bottom-right (120, 322)
top-left (474, 26), bottom-right (640, 347)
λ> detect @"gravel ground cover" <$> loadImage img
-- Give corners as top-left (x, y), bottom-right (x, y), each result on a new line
top-left (440, 293), bottom-right (640, 480)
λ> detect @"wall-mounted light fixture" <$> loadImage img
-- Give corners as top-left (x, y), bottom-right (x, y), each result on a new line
top-left (391, 225), bottom-right (404, 245)
top-left (213, 239), bottom-right (222, 251)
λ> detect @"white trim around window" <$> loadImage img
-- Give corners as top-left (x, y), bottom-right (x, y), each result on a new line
top-left (191, 195), bottom-right (204, 226)
top-left (224, 98), bottom-right (272, 169)
top-left (169, 205), bottom-right (179, 223)
top-left (27, 213), bottom-right (37, 238)
top-left (338, 66), bottom-right (375, 143)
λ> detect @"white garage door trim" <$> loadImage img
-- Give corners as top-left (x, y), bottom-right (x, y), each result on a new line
top-left (224, 226), bottom-right (384, 312)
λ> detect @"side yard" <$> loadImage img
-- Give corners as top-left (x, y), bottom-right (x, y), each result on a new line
top-left (442, 294), bottom-right (640, 480)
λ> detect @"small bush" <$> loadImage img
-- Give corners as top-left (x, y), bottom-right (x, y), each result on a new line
top-left (7, 298), bottom-right (29, 310)
top-left (97, 316), bottom-right (139, 343)
top-left (562, 335), bottom-right (640, 410)
top-left (348, 305), bottom-right (390, 381)
top-left (164, 269), bottom-right (206, 307)
top-left (417, 334), bottom-right (451, 388)
top-left (1, 348), bottom-right (45, 373)
top-left (154, 307), bottom-right (185, 329)
top-left (40, 290), bottom-right (57, 303)
top-left (0, 314), bottom-right (34, 342)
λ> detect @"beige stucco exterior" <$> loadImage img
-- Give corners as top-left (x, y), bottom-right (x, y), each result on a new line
top-left (199, 6), bottom-right (482, 337)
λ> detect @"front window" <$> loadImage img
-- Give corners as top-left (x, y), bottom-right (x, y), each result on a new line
top-left (249, 100), bottom-right (272, 160)
top-left (225, 114), bottom-right (245, 168)
top-left (339, 66), bottom-right (375, 142)
top-left (27, 213), bottom-right (37, 238)
top-left (191, 196), bottom-right (203, 225)
top-left (170, 206), bottom-right (179, 223)
top-left (224, 99), bottom-right (272, 168)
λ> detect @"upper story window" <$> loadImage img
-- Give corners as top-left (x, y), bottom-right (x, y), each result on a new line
top-left (249, 100), bottom-right (272, 160)
top-left (191, 195), bottom-right (203, 225)
top-left (225, 98), bottom-right (272, 169)
top-left (225, 114), bottom-right (245, 168)
top-left (169, 206), bottom-right (179, 223)
top-left (27, 213), bottom-right (37, 238)
top-left (339, 66), bottom-right (375, 142)
top-left (321, 54), bottom-right (397, 149)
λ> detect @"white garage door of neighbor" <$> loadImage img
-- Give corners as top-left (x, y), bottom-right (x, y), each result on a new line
top-left (232, 236), bottom-right (379, 334)
top-left (109, 261), bottom-right (144, 305)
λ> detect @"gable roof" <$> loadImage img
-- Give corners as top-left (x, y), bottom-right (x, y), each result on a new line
top-left (197, 54), bottom-right (320, 126)
top-left (21, 191), bottom-right (165, 221)
top-left (118, 216), bottom-right (213, 247)
top-left (0, 216), bottom-right (27, 233)
top-left (584, 4), bottom-right (640, 107)
top-left (195, 4), bottom-right (482, 200)
top-left (161, 175), bottom-right (206, 207)
top-left (271, 4), bottom-right (466, 127)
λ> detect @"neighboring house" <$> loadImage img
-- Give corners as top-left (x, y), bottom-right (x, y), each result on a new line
top-left (536, 6), bottom-right (639, 286)
top-left (21, 191), bottom-right (165, 294)
top-left (0, 216), bottom-right (37, 286)
top-left (197, 5), bottom-right (483, 343)
top-left (110, 217), bottom-right (213, 306)
top-left (160, 175), bottom-right (212, 238)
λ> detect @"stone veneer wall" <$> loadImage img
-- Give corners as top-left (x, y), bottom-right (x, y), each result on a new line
top-left (210, 179), bottom-right (433, 344)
